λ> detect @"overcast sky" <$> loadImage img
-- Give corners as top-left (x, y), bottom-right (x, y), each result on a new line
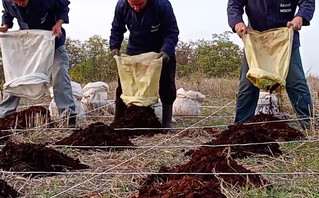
top-left (1, 0), bottom-right (319, 76)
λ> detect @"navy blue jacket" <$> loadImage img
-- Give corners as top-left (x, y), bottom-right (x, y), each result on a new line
top-left (227, 0), bottom-right (315, 48)
top-left (2, 0), bottom-right (70, 48)
top-left (110, 0), bottom-right (179, 57)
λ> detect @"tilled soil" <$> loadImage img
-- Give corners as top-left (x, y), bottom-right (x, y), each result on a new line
top-left (55, 122), bottom-right (134, 150)
top-left (0, 179), bottom-right (20, 197)
top-left (0, 142), bottom-right (89, 177)
top-left (111, 106), bottom-right (164, 137)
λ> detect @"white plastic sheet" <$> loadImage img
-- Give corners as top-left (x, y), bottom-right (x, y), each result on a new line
top-left (0, 30), bottom-right (55, 99)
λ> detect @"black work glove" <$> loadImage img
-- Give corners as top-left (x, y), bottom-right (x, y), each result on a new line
top-left (157, 51), bottom-right (170, 64)
top-left (111, 48), bottom-right (120, 56)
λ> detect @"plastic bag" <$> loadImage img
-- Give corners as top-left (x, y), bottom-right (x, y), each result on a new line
top-left (243, 27), bottom-right (294, 91)
top-left (0, 30), bottom-right (55, 99)
top-left (114, 52), bottom-right (162, 106)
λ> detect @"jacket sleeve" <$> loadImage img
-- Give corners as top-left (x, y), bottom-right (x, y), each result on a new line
top-left (160, 1), bottom-right (179, 57)
top-left (1, 0), bottom-right (14, 28)
top-left (227, 0), bottom-right (246, 32)
top-left (110, 0), bottom-right (127, 50)
top-left (296, 0), bottom-right (315, 26)
top-left (54, 0), bottom-right (70, 24)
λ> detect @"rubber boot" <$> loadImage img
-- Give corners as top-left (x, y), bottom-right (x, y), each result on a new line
top-left (114, 100), bottom-right (127, 121)
top-left (68, 115), bottom-right (76, 128)
top-left (162, 104), bottom-right (173, 128)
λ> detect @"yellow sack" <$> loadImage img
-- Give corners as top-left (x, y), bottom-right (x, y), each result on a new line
top-left (243, 27), bottom-right (294, 91)
top-left (114, 52), bottom-right (162, 106)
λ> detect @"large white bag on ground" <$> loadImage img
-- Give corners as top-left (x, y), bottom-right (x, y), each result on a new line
top-left (153, 100), bottom-right (176, 123)
top-left (81, 82), bottom-right (114, 114)
top-left (173, 88), bottom-right (206, 116)
top-left (49, 81), bottom-right (86, 120)
top-left (0, 30), bottom-right (55, 99)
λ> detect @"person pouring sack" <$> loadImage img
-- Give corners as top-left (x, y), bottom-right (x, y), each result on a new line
top-left (227, 0), bottom-right (315, 128)
top-left (110, 0), bottom-right (179, 127)
top-left (0, 0), bottom-right (76, 127)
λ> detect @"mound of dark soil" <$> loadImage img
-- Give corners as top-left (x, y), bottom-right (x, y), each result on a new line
top-left (245, 114), bottom-right (305, 141)
top-left (207, 114), bottom-right (305, 158)
top-left (133, 176), bottom-right (226, 198)
top-left (0, 179), bottom-right (20, 197)
top-left (212, 125), bottom-right (282, 158)
top-left (0, 142), bottom-right (89, 177)
top-left (55, 122), bottom-right (134, 149)
top-left (143, 147), bottom-right (266, 188)
top-left (0, 106), bottom-right (51, 130)
top-left (111, 106), bottom-right (164, 137)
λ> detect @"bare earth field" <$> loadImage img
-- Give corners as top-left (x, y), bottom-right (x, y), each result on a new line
top-left (1, 77), bottom-right (319, 198)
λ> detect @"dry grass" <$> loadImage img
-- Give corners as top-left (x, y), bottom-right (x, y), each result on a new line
top-left (1, 76), bottom-right (319, 198)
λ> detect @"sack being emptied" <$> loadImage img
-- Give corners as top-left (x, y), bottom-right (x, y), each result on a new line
top-left (243, 27), bottom-right (294, 92)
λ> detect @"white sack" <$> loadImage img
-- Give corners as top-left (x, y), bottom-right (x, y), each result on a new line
top-left (0, 30), bottom-right (55, 99)
top-left (153, 100), bottom-right (176, 123)
top-left (173, 88), bottom-right (206, 116)
top-left (81, 82), bottom-right (114, 114)
top-left (49, 81), bottom-right (86, 120)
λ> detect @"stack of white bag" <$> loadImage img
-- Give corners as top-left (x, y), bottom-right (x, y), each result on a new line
top-left (173, 88), bottom-right (206, 116)
top-left (49, 81), bottom-right (86, 120)
top-left (81, 82), bottom-right (114, 115)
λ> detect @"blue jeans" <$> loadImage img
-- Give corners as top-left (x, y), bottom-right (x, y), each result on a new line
top-left (0, 45), bottom-right (76, 118)
top-left (235, 47), bottom-right (313, 124)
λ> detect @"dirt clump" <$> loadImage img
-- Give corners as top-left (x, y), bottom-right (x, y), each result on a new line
top-left (0, 179), bottom-right (20, 197)
top-left (111, 106), bottom-right (164, 137)
top-left (245, 114), bottom-right (305, 141)
top-left (136, 147), bottom-right (266, 197)
top-left (211, 125), bottom-right (282, 158)
top-left (55, 122), bottom-right (134, 150)
top-left (207, 114), bottom-right (305, 158)
top-left (133, 176), bottom-right (226, 198)
top-left (0, 106), bottom-right (51, 131)
top-left (0, 142), bottom-right (89, 177)
top-left (0, 130), bottom-right (11, 144)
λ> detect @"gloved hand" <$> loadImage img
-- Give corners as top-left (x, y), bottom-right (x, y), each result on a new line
top-left (111, 48), bottom-right (120, 56)
top-left (157, 51), bottom-right (170, 64)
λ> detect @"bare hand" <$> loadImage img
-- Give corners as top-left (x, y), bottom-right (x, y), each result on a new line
top-left (52, 20), bottom-right (63, 38)
top-left (234, 22), bottom-right (247, 38)
top-left (287, 16), bottom-right (303, 30)
top-left (0, 25), bottom-right (9, 33)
